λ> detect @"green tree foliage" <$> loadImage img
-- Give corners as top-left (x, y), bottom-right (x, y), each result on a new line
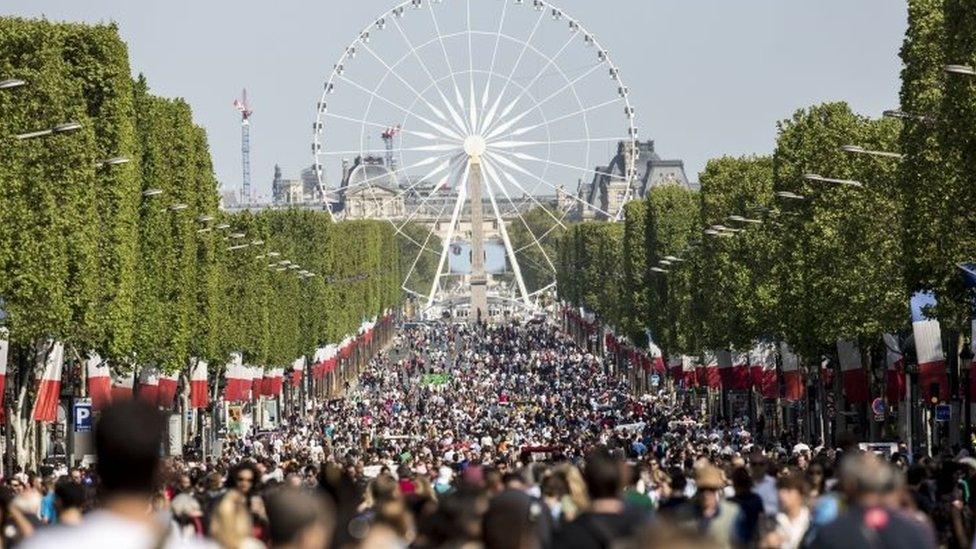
top-left (398, 222), bottom-right (442, 299)
top-left (697, 156), bottom-right (776, 350)
top-left (506, 207), bottom-right (566, 295)
top-left (620, 201), bottom-right (647, 344)
top-left (644, 184), bottom-right (700, 356)
top-left (773, 103), bottom-right (905, 357)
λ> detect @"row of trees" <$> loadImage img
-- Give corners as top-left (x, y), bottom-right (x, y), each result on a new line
top-left (557, 0), bottom-right (976, 377)
top-left (0, 18), bottom-right (402, 454)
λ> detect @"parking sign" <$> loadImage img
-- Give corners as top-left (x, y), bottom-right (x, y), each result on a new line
top-left (73, 399), bottom-right (92, 432)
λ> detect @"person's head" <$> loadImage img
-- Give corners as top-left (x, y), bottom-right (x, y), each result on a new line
top-left (226, 462), bottom-right (260, 495)
top-left (694, 465), bottom-right (724, 513)
top-left (210, 492), bottom-right (254, 548)
top-left (95, 400), bottom-right (165, 496)
top-left (265, 488), bottom-right (335, 549)
top-left (776, 472), bottom-right (809, 514)
top-left (583, 450), bottom-right (626, 501)
top-left (730, 467), bottom-right (752, 496)
top-left (482, 490), bottom-right (547, 549)
top-left (69, 469), bottom-right (82, 484)
top-left (54, 478), bottom-right (86, 512)
top-left (837, 451), bottom-right (896, 507)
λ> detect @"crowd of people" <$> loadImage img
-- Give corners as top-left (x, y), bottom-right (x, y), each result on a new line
top-left (0, 320), bottom-right (973, 548)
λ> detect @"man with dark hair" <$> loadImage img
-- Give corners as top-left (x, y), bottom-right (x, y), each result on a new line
top-left (22, 400), bottom-right (209, 549)
top-left (264, 488), bottom-right (334, 549)
top-left (552, 450), bottom-right (650, 549)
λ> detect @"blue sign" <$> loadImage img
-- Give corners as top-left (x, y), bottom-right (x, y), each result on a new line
top-left (871, 398), bottom-right (886, 417)
top-left (935, 404), bottom-right (951, 423)
top-left (73, 399), bottom-right (92, 432)
top-left (650, 374), bottom-right (660, 387)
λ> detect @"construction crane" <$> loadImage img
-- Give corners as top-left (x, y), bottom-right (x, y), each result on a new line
top-left (233, 89), bottom-right (253, 205)
top-left (381, 125), bottom-right (401, 172)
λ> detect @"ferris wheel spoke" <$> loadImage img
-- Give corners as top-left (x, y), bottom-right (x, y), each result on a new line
top-left (465, 0), bottom-right (479, 131)
top-left (481, 30), bottom-right (578, 137)
top-left (338, 75), bottom-right (463, 141)
top-left (490, 136), bottom-right (627, 149)
top-left (427, 160), bottom-right (470, 307)
top-left (395, 156), bottom-right (466, 234)
top-left (482, 154), bottom-right (566, 230)
top-left (389, 16), bottom-right (470, 137)
top-left (328, 153), bottom-right (447, 196)
top-left (490, 97), bottom-right (623, 141)
top-left (402, 191), bottom-right (452, 291)
top-left (482, 8), bottom-right (547, 136)
top-left (318, 144), bottom-right (460, 157)
top-left (427, 2), bottom-right (467, 119)
top-left (356, 39), bottom-right (455, 127)
top-left (479, 160), bottom-right (531, 305)
top-left (497, 149), bottom-right (621, 181)
top-left (486, 62), bottom-right (605, 140)
top-left (321, 112), bottom-right (444, 142)
top-left (486, 150), bottom-right (616, 218)
top-left (482, 157), bottom-right (557, 275)
top-left (481, 0), bottom-right (510, 110)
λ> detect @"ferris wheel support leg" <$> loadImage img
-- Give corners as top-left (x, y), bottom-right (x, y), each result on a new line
top-left (481, 160), bottom-right (532, 309)
top-left (426, 163), bottom-right (469, 310)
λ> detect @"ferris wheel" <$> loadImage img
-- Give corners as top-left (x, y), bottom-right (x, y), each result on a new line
top-left (311, 0), bottom-right (637, 313)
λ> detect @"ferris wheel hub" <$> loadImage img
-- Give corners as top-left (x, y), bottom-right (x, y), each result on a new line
top-left (463, 135), bottom-right (487, 158)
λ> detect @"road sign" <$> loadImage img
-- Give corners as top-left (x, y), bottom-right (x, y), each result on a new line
top-left (73, 399), bottom-right (92, 432)
top-left (935, 404), bottom-right (951, 423)
top-left (871, 398), bottom-right (886, 416)
top-left (650, 374), bottom-right (660, 387)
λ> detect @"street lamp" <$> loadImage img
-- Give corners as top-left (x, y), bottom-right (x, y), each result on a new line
top-left (883, 109), bottom-right (935, 124)
top-left (840, 145), bottom-right (904, 160)
top-left (728, 215), bottom-right (762, 224)
top-left (0, 78), bottom-right (26, 90)
top-left (650, 267), bottom-right (669, 274)
top-left (95, 156), bottom-right (131, 167)
top-left (775, 191), bottom-right (805, 200)
top-left (228, 232), bottom-right (246, 239)
top-left (946, 64), bottom-right (976, 76)
top-left (196, 215), bottom-right (214, 223)
top-left (142, 188), bottom-right (164, 198)
top-left (803, 173), bottom-right (863, 188)
top-left (168, 203), bottom-right (189, 212)
top-left (13, 121), bottom-right (82, 140)
top-left (227, 244), bottom-right (249, 251)
top-left (215, 223), bottom-right (231, 230)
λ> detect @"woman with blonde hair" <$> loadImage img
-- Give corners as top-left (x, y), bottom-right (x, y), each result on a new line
top-left (209, 492), bottom-right (262, 549)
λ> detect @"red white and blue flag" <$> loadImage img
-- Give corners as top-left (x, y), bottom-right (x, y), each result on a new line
top-left (190, 359), bottom-right (209, 409)
top-left (883, 334), bottom-right (906, 404)
top-left (780, 343), bottom-right (803, 402)
top-left (32, 341), bottom-right (64, 423)
top-left (837, 339), bottom-right (869, 403)
top-left (86, 352), bottom-right (112, 410)
top-left (911, 292), bottom-right (948, 402)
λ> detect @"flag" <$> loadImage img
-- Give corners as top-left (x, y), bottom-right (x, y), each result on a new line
top-left (883, 334), bottom-right (906, 404)
top-left (224, 352), bottom-right (245, 401)
top-left (112, 369), bottom-right (135, 401)
top-left (190, 359), bottom-right (209, 409)
top-left (668, 356), bottom-right (682, 380)
top-left (700, 351), bottom-right (720, 389)
top-left (732, 351), bottom-right (750, 390)
top-left (647, 340), bottom-right (665, 373)
top-left (718, 350), bottom-right (733, 389)
top-left (137, 366), bottom-right (159, 405)
top-left (838, 339), bottom-right (869, 403)
top-left (32, 341), bottom-right (64, 423)
top-left (291, 356), bottom-right (305, 387)
top-left (750, 342), bottom-right (778, 399)
top-left (158, 371), bottom-right (179, 408)
top-left (269, 368), bottom-right (284, 396)
top-left (911, 292), bottom-right (949, 402)
top-left (86, 352), bottom-right (112, 410)
top-left (781, 343), bottom-right (804, 402)
top-left (681, 356), bottom-right (698, 388)
top-left (0, 329), bottom-right (7, 418)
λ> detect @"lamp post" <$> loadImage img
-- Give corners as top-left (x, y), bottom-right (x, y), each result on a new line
top-left (961, 345), bottom-right (974, 446)
top-left (802, 173), bottom-right (864, 188)
top-left (0, 79), bottom-right (26, 90)
top-left (946, 64), bottom-right (976, 76)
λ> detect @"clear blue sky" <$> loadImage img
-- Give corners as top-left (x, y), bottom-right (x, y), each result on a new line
top-left (3, 1), bottom-right (906, 199)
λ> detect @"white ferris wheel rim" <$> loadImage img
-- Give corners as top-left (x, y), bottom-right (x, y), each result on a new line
top-left (311, 0), bottom-right (638, 305)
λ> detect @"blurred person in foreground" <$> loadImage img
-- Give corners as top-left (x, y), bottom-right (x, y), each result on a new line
top-left (264, 488), bottom-right (334, 549)
top-left (552, 450), bottom-right (650, 549)
top-left (806, 451), bottom-right (935, 549)
top-left (21, 400), bottom-right (212, 549)
top-left (671, 465), bottom-right (744, 549)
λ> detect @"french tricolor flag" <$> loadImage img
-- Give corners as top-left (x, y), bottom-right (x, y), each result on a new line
top-left (32, 341), bottom-right (64, 423)
top-left (112, 369), bottom-right (135, 401)
top-left (750, 342), bottom-right (778, 399)
top-left (780, 343), bottom-right (804, 402)
top-left (668, 355), bottom-right (682, 380)
top-left (224, 352), bottom-right (245, 401)
top-left (717, 350), bottom-right (733, 388)
top-left (700, 351), bottom-right (720, 389)
top-left (732, 351), bottom-right (750, 390)
top-left (646, 332), bottom-right (665, 373)
top-left (190, 359), bottom-right (208, 409)
top-left (137, 367), bottom-right (159, 405)
top-left (911, 292), bottom-right (949, 402)
top-left (86, 352), bottom-right (112, 410)
top-left (681, 356), bottom-right (698, 388)
top-left (158, 371), bottom-right (179, 409)
top-left (837, 339), bottom-right (869, 403)
top-left (269, 368), bottom-right (284, 396)
top-left (291, 356), bottom-right (305, 387)
top-left (883, 333), bottom-right (906, 404)
top-left (312, 347), bottom-right (326, 380)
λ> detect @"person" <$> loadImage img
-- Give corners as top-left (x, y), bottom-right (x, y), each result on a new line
top-left (210, 492), bottom-right (262, 549)
top-left (52, 479), bottom-right (86, 526)
top-left (552, 450), bottom-right (649, 549)
top-left (671, 465), bottom-right (744, 549)
top-left (749, 453), bottom-right (778, 516)
top-left (21, 400), bottom-right (211, 549)
top-left (264, 488), bottom-right (334, 549)
top-left (807, 451), bottom-right (936, 549)
top-left (727, 467), bottom-right (763, 545)
top-left (762, 471), bottom-right (810, 549)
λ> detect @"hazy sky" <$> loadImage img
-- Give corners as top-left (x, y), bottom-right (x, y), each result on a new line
top-left (3, 1), bottom-right (907, 199)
